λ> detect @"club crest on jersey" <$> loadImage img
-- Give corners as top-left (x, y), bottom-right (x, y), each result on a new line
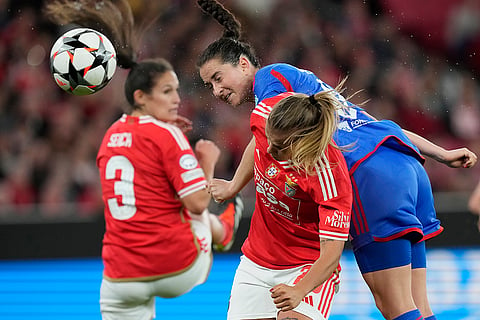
top-left (266, 163), bottom-right (279, 179)
top-left (285, 174), bottom-right (298, 197)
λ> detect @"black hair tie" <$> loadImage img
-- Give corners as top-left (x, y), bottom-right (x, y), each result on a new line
top-left (308, 94), bottom-right (318, 106)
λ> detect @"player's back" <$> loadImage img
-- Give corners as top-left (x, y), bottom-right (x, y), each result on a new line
top-left (97, 114), bottom-right (201, 280)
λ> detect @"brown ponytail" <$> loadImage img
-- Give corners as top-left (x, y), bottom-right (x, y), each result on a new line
top-left (43, 0), bottom-right (138, 69)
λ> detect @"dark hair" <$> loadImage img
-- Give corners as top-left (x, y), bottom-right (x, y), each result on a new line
top-left (124, 58), bottom-right (173, 107)
top-left (43, 0), bottom-right (173, 109)
top-left (43, 0), bottom-right (137, 69)
top-left (196, 0), bottom-right (261, 69)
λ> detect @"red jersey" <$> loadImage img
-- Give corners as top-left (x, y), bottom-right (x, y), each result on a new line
top-left (242, 93), bottom-right (352, 269)
top-left (97, 114), bottom-right (207, 280)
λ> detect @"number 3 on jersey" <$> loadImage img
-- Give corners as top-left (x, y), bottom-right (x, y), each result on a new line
top-left (105, 155), bottom-right (137, 220)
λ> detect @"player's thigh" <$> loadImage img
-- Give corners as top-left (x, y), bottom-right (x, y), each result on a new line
top-left (228, 256), bottom-right (332, 320)
top-left (152, 220), bottom-right (213, 298)
top-left (411, 241), bottom-right (430, 314)
top-left (278, 265), bottom-right (337, 320)
top-left (278, 310), bottom-right (317, 320)
top-left (354, 238), bottom-right (413, 274)
top-left (355, 239), bottom-right (415, 311)
top-left (227, 256), bottom-right (277, 320)
top-left (100, 279), bottom-right (155, 320)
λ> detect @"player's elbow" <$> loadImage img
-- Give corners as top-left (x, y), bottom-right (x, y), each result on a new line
top-left (182, 191), bottom-right (211, 215)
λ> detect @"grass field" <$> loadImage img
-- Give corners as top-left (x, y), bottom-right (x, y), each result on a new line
top-left (0, 248), bottom-right (479, 319)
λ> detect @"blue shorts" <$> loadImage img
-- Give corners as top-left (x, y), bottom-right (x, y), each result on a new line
top-left (354, 237), bottom-right (427, 273)
top-left (349, 145), bottom-right (442, 250)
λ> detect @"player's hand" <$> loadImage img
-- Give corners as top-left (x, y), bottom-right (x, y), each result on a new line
top-left (441, 148), bottom-right (477, 168)
top-left (169, 115), bottom-right (193, 133)
top-left (195, 139), bottom-right (220, 168)
top-left (270, 283), bottom-right (303, 312)
top-left (207, 179), bottom-right (235, 203)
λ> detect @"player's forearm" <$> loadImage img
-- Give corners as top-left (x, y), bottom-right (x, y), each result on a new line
top-left (230, 137), bottom-right (255, 192)
top-left (294, 239), bottom-right (344, 297)
top-left (201, 163), bottom-right (216, 181)
top-left (403, 130), bottom-right (447, 162)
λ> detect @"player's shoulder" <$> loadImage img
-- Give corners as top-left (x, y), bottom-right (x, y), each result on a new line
top-left (136, 116), bottom-right (191, 149)
top-left (257, 63), bottom-right (298, 78)
top-left (135, 116), bottom-right (179, 134)
top-left (259, 92), bottom-right (296, 107)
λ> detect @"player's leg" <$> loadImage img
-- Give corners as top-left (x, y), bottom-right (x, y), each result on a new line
top-left (277, 310), bottom-right (318, 320)
top-left (411, 240), bottom-right (435, 319)
top-left (350, 148), bottom-right (426, 319)
top-left (276, 265), bottom-right (339, 320)
top-left (149, 219), bottom-right (213, 298)
top-left (100, 279), bottom-right (155, 320)
top-left (227, 255), bottom-right (277, 320)
top-left (411, 159), bottom-right (439, 319)
top-left (191, 194), bottom-right (244, 250)
top-left (354, 239), bottom-right (422, 320)
top-left (211, 194), bottom-right (244, 251)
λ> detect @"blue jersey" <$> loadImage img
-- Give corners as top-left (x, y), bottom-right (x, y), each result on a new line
top-left (253, 63), bottom-right (442, 251)
top-left (253, 63), bottom-right (425, 173)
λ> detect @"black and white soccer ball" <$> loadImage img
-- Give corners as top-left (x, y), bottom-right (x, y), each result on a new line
top-left (50, 28), bottom-right (117, 96)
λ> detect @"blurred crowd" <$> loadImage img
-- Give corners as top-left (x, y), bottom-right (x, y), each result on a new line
top-left (0, 0), bottom-right (479, 219)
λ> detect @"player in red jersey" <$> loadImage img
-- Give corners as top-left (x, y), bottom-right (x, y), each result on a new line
top-left (44, 1), bottom-right (243, 319)
top-left (208, 89), bottom-right (352, 320)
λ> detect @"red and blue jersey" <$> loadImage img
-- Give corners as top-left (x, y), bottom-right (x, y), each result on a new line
top-left (253, 63), bottom-right (442, 248)
top-left (244, 93), bottom-right (352, 269)
top-left (253, 63), bottom-right (425, 175)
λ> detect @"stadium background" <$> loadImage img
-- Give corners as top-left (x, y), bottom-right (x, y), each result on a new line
top-left (0, 0), bottom-right (479, 319)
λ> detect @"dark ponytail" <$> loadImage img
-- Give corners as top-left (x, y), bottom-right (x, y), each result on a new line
top-left (197, 0), bottom-right (241, 40)
top-left (44, 0), bottom-right (175, 110)
top-left (196, 0), bottom-right (260, 69)
top-left (43, 0), bottom-right (138, 69)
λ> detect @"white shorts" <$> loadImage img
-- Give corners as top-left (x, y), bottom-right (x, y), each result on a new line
top-left (100, 220), bottom-right (213, 320)
top-left (227, 255), bottom-right (340, 320)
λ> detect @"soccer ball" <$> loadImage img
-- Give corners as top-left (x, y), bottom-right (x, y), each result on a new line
top-left (50, 28), bottom-right (117, 96)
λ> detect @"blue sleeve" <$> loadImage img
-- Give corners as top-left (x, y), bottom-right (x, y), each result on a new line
top-left (253, 64), bottom-right (324, 104)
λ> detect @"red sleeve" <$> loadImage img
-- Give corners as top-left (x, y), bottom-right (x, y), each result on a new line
top-left (157, 125), bottom-right (207, 198)
top-left (309, 145), bottom-right (352, 241)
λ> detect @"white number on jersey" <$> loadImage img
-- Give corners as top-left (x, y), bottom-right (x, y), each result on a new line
top-left (105, 155), bottom-right (137, 220)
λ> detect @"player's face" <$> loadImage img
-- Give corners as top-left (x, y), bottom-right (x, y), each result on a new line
top-left (199, 57), bottom-right (254, 107)
top-left (140, 71), bottom-right (181, 122)
top-left (266, 130), bottom-right (292, 161)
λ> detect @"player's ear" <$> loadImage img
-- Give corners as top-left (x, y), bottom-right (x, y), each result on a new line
top-left (133, 89), bottom-right (146, 106)
top-left (239, 55), bottom-right (251, 71)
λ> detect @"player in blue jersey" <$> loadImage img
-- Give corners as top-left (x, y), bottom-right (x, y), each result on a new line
top-left (195, 1), bottom-right (478, 320)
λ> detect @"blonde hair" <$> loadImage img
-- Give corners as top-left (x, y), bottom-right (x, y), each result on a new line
top-left (266, 88), bottom-right (344, 175)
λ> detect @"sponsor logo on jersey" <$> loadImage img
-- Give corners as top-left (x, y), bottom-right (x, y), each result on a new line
top-left (266, 163), bottom-right (279, 179)
top-left (107, 132), bottom-right (132, 147)
top-left (325, 210), bottom-right (351, 229)
top-left (255, 167), bottom-right (302, 223)
top-left (179, 154), bottom-right (198, 170)
top-left (337, 107), bottom-right (371, 132)
top-left (350, 118), bottom-right (370, 129)
top-left (181, 168), bottom-right (204, 183)
top-left (337, 121), bottom-right (352, 132)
